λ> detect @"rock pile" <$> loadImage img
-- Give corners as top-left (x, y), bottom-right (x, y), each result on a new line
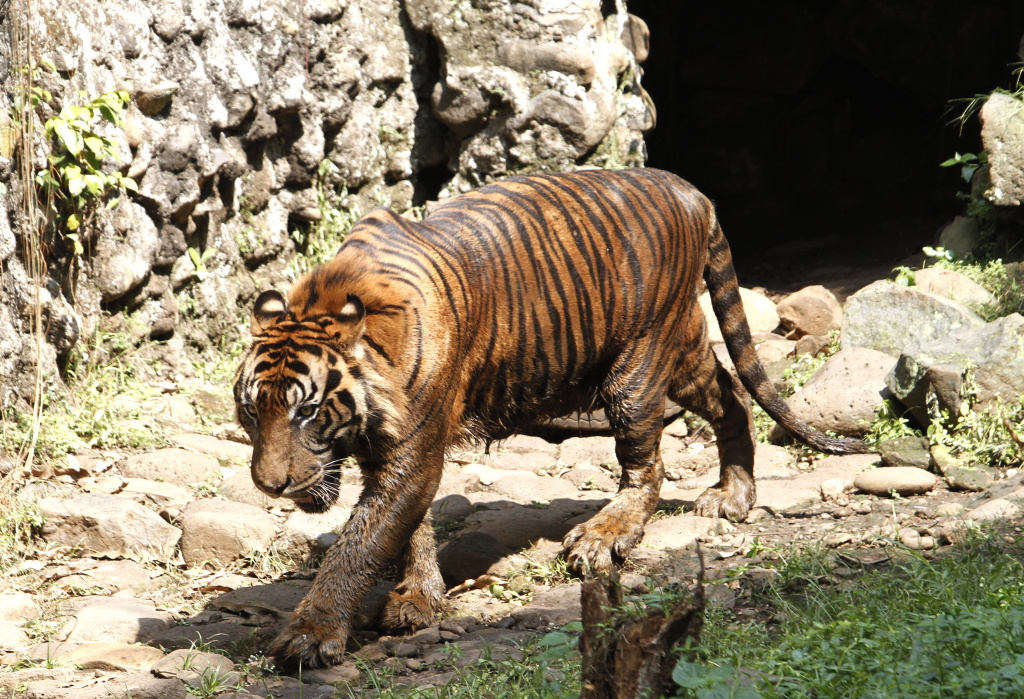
top-left (0, 0), bottom-right (655, 409)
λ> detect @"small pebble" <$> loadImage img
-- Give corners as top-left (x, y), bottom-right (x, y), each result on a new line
top-left (496, 616), bottom-right (515, 629)
top-left (854, 502), bottom-right (872, 515)
top-left (406, 658), bottom-right (421, 671)
top-left (439, 630), bottom-right (459, 641)
top-left (832, 507), bottom-right (854, 518)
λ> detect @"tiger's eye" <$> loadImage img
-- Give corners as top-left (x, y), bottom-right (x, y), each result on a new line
top-left (242, 404), bottom-right (258, 420)
top-left (297, 404), bottom-right (317, 419)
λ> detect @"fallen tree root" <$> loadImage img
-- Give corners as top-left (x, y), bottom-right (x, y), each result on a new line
top-left (579, 558), bottom-right (706, 699)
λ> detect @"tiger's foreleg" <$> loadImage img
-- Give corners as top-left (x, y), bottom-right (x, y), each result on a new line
top-left (670, 312), bottom-right (757, 521)
top-left (377, 511), bottom-right (446, 632)
top-left (270, 448), bottom-right (445, 668)
top-left (563, 345), bottom-right (668, 573)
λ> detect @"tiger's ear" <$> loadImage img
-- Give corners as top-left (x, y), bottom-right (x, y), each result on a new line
top-left (333, 294), bottom-right (366, 348)
top-left (252, 290), bottom-right (288, 334)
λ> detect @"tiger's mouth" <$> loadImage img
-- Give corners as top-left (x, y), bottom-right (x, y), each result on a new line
top-left (287, 461), bottom-right (342, 514)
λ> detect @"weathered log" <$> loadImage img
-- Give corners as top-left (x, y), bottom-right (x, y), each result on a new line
top-left (579, 563), bottom-right (705, 699)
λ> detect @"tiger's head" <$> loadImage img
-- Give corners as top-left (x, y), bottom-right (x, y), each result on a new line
top-left (233, 289), bottom-right (397, 513)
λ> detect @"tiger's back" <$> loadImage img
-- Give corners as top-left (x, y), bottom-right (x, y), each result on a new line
top-left (310, 168), bottom-right (711, 443)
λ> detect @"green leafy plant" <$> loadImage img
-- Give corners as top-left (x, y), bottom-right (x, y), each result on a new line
top-left (188, 246), bottom-right (216, 282)
top-left (927, 367), bottom-right (1024, 468)
top-left (864, 400), bottom-right (918, 447)
top-left (939, 151), bottom-right (987, 184)
top-left (34, 90), bottom-right (137, 249)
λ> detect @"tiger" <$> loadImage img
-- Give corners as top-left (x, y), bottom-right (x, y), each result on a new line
top-left (233, 167), bottom-right (867, 667)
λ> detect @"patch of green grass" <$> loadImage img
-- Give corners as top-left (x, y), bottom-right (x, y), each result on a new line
top-left (286, 160), bottom-right (360, 280)
top-left (342, 628), bottom-right (582, 698)
top-left (0, 324), bottom-right (165, 463)
top-left (0, 499), bottom-right (42, 576)
top-left (683, 530), bottom-right (1024, 698)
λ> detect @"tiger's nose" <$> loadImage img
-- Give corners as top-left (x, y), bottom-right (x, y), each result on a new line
top-left (257, 475), bottom-right (291, 497)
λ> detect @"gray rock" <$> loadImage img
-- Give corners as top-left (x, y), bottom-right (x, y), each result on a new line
top-left (180, 500), bottom-right (278, 567)
top-left (966, 498), bottom-right (1020, 522)
top-left (91, 202), bottom-right (161, 302)
top-left (0, 669), bottom-right (78, 695)
top-left (148, 621), bottom-right (266, 651)
top-left (793, 334), bottom-right (829, 357)
top-left (152, 0), bottom-right (185, 42)
top-left (61, 642), bottom-right (165, 671)
top-left (208, 583), bottom-right (307, 619)
top-left (135, 80), bottom-right (180, 116)
top-left (887, 313), bottom-right (1024, 426)
top-left (216, 472), bottom-right (277, 509)
top-left (25, 672), bottom-right (188, 699)
top-left (937, 216), bottom-right (982, 259)
top-left (491, 472), bottom-right (577, 502)
top-left (700, 288), bottom-right (779, 344)
top-left (152, 648), bottom-right (236, 678)
top-left (37, 494), bottom-right (181, 559)
top-left (118, 448), bottom-right (220, 487)
top-left (58, 600), bottom-right (174, 643)
top-left (437, 532), bottom-right (513, 583)
top-left (853, 467), bottom-right (938, 497)
top-left (776, 285), bottom-right (843, 339)
top-left (558, 436), bottom-right (617, 466)
top-left (54, 559), bottom-right (162, 594)
top-left (0, 621), bottom-right (30, 651)
top-left (841, 280), bottom-right (985, 358)
top-left (640, 515), bottom-right (720, 550)
top-left (980, 92), bottom-right (1024, 207)
top-left (769, 347), bottom-right (895, 440)
top-left (0, 592), bottom-right (39, 622)
top-left (913, 268), bottom-right (996, 308)
top-left (932, 445), bottom-right (997, 492)
top-left (877, 436), bottom-right (932, 470)
top-left (280, 506), bottom-right (351, 554)
top-left (167, 433), bottom-right (252, 461)
top-left (499, 40), bottom-right (597, 85)
top-left (510, 584), bottom-right (582, 628)
top-left (943, 464), bottom-right (997, 492)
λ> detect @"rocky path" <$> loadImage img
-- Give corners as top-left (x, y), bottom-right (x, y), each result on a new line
top-left (2, 264), bottom-right (1023, 698)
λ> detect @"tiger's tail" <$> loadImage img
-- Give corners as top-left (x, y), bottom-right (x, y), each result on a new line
top-left (703, 207), bottom-right (870, 455)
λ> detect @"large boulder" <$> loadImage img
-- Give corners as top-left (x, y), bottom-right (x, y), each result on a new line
top-left (769, 347), bottom-right (896, 441)
top-left (37, 494), bottom-right (181, 560)
top-left (886, 313), bottom-right (1024, 426)
top-left (980, 92), bottom-right (1024, 207)
top-left (841, 280), bottom-right (985, 358)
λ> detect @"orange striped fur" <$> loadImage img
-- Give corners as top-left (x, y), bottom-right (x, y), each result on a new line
top-left (233, 168), bottom-right (866, 666)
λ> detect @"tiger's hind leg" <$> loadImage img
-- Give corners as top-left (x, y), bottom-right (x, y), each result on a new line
top-left (562, 342), bottom-right (668, 574)
top-left (669, 312), bottom-right (757, 521)
top-left (378, 512), bottom-right (447, 632)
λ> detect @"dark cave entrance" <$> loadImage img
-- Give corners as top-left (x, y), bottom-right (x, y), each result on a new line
top-left (628, 0), bottom-right (1024, 288)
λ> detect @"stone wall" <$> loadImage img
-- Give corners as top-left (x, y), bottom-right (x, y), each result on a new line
top-left (0, 0), bottom-right (653, 408)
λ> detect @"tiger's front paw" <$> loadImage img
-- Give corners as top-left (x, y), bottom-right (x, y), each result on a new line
top-left (562, 511), bottom-right (645, 575)
top-left (269, 616), bottom-right (349, 669)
